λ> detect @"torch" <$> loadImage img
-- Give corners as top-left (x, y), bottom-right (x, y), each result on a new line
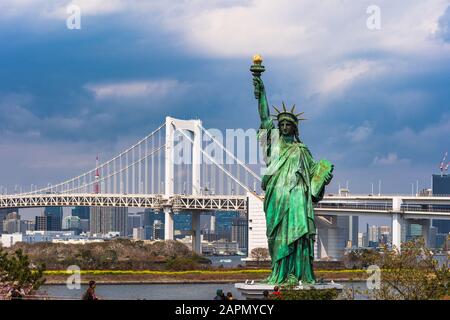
top-left (250, 54), bottom-right (265, 99)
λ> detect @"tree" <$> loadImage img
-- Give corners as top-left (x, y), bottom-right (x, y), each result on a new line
top-left (363, 239), bottom-right (449, 300)
top-left (250, 247), bottom-right (270, 266)
top-left (0, 248), bottom-right (46, 298)
top-left (344, 248), bottom-right (379, 269)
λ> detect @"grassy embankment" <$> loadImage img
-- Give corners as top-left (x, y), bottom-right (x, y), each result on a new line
top-left (43, 269), bottom-right (368, 284)
top-left (7, 240), bottom-right (369, 284)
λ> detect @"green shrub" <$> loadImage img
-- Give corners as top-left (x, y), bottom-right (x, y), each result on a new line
top-left (0, 248), bottom-right (46, 296)
top-left (271, 288), bottom-right (339, 300)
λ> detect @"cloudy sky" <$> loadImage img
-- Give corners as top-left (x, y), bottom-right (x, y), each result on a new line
top-left (1, 0), bottom-right (450, 201)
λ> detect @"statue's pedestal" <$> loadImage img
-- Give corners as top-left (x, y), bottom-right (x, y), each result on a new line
top-left (235, 282), bottom-right (344, 300)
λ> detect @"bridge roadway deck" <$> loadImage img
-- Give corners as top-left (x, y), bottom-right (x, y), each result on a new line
top-left (0, 194), bottom-right (449, 217)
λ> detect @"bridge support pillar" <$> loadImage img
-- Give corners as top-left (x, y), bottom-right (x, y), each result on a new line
top-left (164, 207), bottom-right (174, 240)
top-left (192, 213), bottom-right (202, 254)
top-left (316, 229), bottom-right (328, 259)
top-left (192, 120), bottom-right (202, 196)
top-left (247, 192), bottom-right (268, 256)
top-left (315, 217), bottom-right (340, 260)
top-left (392, 213), bottom-right (402, 252)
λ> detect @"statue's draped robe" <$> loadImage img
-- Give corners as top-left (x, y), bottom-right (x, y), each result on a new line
top-left (258, 121), bottom-right (332, 285)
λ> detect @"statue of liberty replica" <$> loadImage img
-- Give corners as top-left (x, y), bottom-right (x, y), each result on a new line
top-left (251, 55), bottom-right (334, 285)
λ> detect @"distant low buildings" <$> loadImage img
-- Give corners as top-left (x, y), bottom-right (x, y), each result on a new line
top-left (1, 230), bottom-right (111, 247)
top-left (132, 227), bottom-right (145, 240)
top-left (1, 233), bottom-right (23, 247)
top-left (2, 230), bottom-right (76, 247)
top-left (202, 239), bottom-right (240, 255)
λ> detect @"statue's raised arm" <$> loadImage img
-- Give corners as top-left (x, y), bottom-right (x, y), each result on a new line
top-left (253, 77), bottom-right (271, 127)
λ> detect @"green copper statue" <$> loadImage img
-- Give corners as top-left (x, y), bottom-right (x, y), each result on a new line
top-left (251, 55), bottom-right (334, 285)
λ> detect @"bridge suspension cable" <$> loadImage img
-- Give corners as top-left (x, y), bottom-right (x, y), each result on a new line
top-left (198, 123), bottom-right (261, 182)
top-left (176, 127), bottom-right (254, 195)
top-left (18, 123), bottom-right (166, 196)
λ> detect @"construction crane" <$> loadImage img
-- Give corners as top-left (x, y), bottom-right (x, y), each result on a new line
top-left (440, 152), bottom-right (449, 176)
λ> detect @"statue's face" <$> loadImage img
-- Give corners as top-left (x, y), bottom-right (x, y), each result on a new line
top-left (279, 120), bottom-right (296, 137)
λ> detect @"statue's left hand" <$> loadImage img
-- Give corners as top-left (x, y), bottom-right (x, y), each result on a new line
top-left (325, 164), bottom-right (334, 184)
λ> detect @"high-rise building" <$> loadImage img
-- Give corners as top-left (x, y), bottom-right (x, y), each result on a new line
top-left (24, 220), bottom-right (35, 232)
top-left (44, 207), bottom-right (63, 231)
top-left (128, 214), bottom-right (144, 236)
top-left (378, 226), bottom-right (391, 234)
top-left (214, 211), bottom-right (239, 241)
top-left (200, 214), bottom-right (218, 241)
top-left (153, 220), bottom-right (164, 240)
top-left (432, 219), bottom-right (450, 234)
top-left (367, 224), bottom-right (379, 247)
top-left (429, 226), bottom-right (437, 248)
top-left (357, 232), bottom-right (365, 247)
top-left (403, 222), bottom-right (422, 242)
top-left (210, 215), bottom-right (216, 234)
top-left (35, 214), bottom-right (49, 231)
top-left (432, 174), bottom-right (450, 195)
top-left (378, 225), bottom-right (391, 245)
top-left (348, 216), bottom-right (359, 247)
top-left (72, 207), bottom-right (90, 220)
top-left (2, 212), bottom-right (28, 234)
top-left (432, 219), bottom-right (450, 249)
top-left (174, 213), bottom-right (191, 230)
top-left (436, 233), bottom-right (449, 249)
top-left (431, 176), bottom-right (450, 242)
top-left (0, 208), bottom-right (16, 234)
top-left (143, 209), bottom-right (165, 228)
top-left (90, 207), bottom-right (128, 236)
top-left (144, 225), bottom-right (153, 240)
top-left (231, 216), bottom-right (248, 252)
top-left (62, 216), bottom-right (82, 234)
top-left (79, 219), bottom-right (90, 233)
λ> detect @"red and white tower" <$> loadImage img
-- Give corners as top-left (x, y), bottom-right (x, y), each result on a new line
top-left (94, 154), bottom-right (100, 194)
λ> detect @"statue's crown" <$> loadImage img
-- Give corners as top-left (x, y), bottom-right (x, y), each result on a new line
top-left (272, 102), bottom-right (306, 124)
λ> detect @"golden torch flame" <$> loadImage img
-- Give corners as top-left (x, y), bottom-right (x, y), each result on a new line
top-left (253, 54), bottom-right (263, 65)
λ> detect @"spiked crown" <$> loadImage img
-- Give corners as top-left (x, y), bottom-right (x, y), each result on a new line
top-left (271, 102), bottom-right (306, 125)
